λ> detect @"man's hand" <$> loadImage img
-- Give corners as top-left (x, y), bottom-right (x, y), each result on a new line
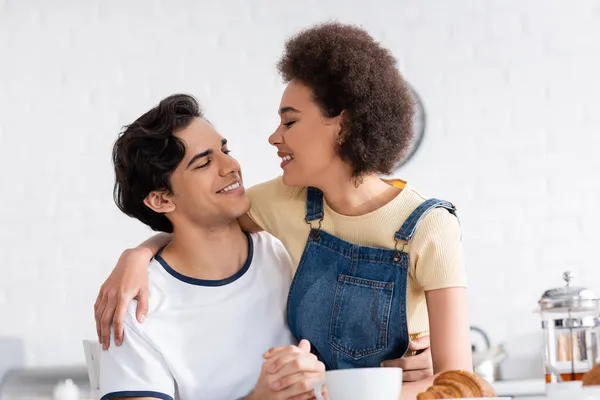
top-left (247, 340), bottom-right (325, 400)
top-left (380, 336), bottom-right (433, 382)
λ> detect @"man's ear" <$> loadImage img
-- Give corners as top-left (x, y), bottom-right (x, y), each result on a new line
top-left (143, 191), bottom-right (175, 214)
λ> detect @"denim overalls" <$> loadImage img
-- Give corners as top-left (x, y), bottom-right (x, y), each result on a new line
top-left (286, 187), bottom-right (457, 370)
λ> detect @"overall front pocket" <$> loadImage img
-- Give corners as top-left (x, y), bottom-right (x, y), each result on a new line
top-left (329, 274), bottom-right (394, 360)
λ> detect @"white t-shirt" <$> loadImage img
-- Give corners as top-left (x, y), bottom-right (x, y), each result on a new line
top-left (99, 232), bottom-right (296, 400)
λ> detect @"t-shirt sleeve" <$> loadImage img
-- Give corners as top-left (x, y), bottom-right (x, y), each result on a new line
top-left (410, 207), bottom-right (468, 291)
top-left (246, 176), bottom-right (296, 239)
top-left (99, 312), bottom-right (175, 400)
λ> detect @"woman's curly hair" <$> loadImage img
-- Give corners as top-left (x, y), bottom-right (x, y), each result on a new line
top-left (277, 22), bottom-right (415, 177)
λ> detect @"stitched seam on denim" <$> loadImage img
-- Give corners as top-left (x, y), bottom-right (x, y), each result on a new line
top-left (330, 334), bottom-right (386, 359)
top-left (312, 212), bottom-right (324, 220)
top-left (329, 285), bottom-right (384, 358)
top-left (314, 230), bottom-right (409, 260)
top-left (349, 245), bottom-right (358, 275)
top-left (304, 242), bottom-right (411, 265)
top-left (305, 187), bottom-right (324, 221)
top-left (396, 199), bottom-right (439, 239)
top-left (396, 201), bottom-right (456, 241)
top-left (396, 198), bottom-right (440, 237)
top-left (307, 241), bottom-right (377, 259)
top-left (357, 258), bottom-right (409, 266)
top-left (329, 273), bottom-right (346, 353)
top-left (307, 244), bottom-right (413, 266)
top-left (305, 187), bottom-right (315, 220)
top-left (380, 281), bottom-right (394, 353)
top-left (331, 337), bottom-right (387, 359)
top-left (329, 275), bottom-right (394, 359)
top-left (400, 201), bottom-right (431, 233)
top-left (330, 343), bottom-right (385, 361)
top-left (339, 274), bottom-right (395, 289)
top-left (286, 237), bottom-right (316, 337)
top-left (407, 204), bottom-right (456, 236)
top-left (331, 348), bottom-right (339, 370)
top-left (397, 266), bottom-right (410, 357)
top-left (306, 242), bottom-right (352, 258)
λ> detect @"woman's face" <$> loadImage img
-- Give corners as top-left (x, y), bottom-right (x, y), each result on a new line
top-left (268, 79), bottom-right (345, 188)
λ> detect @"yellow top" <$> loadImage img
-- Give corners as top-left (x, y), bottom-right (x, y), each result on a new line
top-left (246, 176), bottom-right (467, 339)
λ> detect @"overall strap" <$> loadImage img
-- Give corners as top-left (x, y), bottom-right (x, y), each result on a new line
top-left (394, 198), bottom-right (457, 243)
top-left (305, 187), bottom-right (325, 223)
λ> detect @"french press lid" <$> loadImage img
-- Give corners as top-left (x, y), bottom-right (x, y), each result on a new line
top-left (538, 271), bottom-right (599, 312)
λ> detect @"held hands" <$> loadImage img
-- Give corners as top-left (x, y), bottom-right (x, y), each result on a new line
top-left (251, 336), bottom-right (432, 399)
top-left (248, 339), bottom-right (327, 400)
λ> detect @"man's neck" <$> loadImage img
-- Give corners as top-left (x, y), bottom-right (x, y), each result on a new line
top-left (159, 220), bottom-right (249, 281)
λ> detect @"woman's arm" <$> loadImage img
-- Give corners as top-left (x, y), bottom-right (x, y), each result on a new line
top-left (399, 287), bottom-right (472, 399)
top-left (94, 233), bottom-right (171, 349)
top-left (397, 204), bottom-right (471, 398)
top-left (426, 287), bottom-right (472, 372)
top-left (94, 213), bottom-right (261, 350)
top-left (238, 213), bottom-right (263, 233)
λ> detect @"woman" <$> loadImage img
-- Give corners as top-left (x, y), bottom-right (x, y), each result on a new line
top-left (95, 22), bottom-right (472, 397)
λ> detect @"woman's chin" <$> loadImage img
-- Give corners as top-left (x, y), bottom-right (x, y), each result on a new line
top-left (281, 171), bottom-right (302, 188)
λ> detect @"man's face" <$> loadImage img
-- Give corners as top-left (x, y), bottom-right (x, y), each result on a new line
top-left (146, 117), bottom-right (250, 228)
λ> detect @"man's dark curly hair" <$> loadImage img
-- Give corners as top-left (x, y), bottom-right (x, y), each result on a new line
top-left (112, 94), bottom-right (202, 233)
top-left (277, 22), bottom-right (414, 177)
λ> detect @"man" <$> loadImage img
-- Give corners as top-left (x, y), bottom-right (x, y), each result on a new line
top-left (98, 94), bottom-right (324, 400)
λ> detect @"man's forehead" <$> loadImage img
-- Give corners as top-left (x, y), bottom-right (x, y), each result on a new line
top-left (183, 135), bottom-right (224, 154)
top-left (176, 126), bottom-right (222, 161)
top-left (178, 119), bottom-right (220, 141)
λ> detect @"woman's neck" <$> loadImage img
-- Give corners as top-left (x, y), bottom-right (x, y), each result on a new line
top-left (316, 171), bottom-right (401, 217)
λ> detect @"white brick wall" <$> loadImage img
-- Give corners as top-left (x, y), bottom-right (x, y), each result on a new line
top-left (1, 0), bottom-right (599, 370)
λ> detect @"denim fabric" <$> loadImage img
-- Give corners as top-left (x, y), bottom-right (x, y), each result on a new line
top-left (286, 187), bottom-right (456, 370)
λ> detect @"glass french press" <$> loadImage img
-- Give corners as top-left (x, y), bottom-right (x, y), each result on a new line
top-left (538, 271), bottom-right (600, 383)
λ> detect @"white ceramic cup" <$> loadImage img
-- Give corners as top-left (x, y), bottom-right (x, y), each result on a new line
top-left (313, 367), bottom-right (402, 400)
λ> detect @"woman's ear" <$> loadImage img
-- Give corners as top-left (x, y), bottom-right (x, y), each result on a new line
top-left (335, 110), bottom-right (347, 144)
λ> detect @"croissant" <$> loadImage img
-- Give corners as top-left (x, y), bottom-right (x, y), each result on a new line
top-left (417, 370), bottom-right (497, 399)
top-left (582, 364), bottom-right (600, 386)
